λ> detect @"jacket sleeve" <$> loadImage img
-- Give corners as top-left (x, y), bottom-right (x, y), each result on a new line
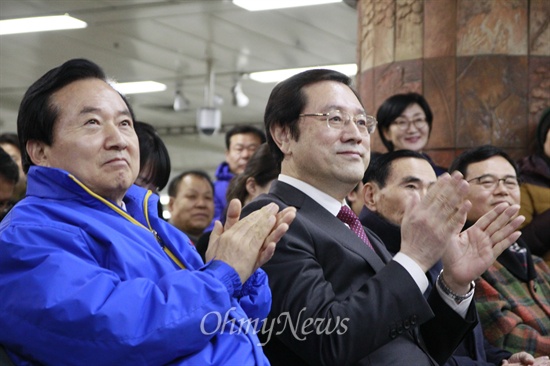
top-left (520, 208), bottom-right (550, 257)
top-left (235, 268), bottom-right (271, 321)
top-left (0, 224), bottom-right (251, 365)
top-left (474, 274), bottom-right (550, 357)
top-left (519, 183), bottom-right (535, 228)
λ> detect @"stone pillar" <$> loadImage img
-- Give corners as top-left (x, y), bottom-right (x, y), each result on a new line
top-left (356, 0), bottom-right (550, 167)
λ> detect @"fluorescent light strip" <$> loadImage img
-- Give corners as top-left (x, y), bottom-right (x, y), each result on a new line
top-left (111, 81), bottom-right (167, 95)
top-left (249, 63), bottom-right (357, 83)
top-left (0, 14), bottom-right (87, 36)
top-left (233, 0), bottom-right (341, 11)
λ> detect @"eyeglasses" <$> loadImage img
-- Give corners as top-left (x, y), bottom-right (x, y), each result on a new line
top-left (299, 110), bottom-right (377, 135)
top-left (467, 174), bottom-right (519, 190)
top-left (391, 118), bottom-right (428, 131)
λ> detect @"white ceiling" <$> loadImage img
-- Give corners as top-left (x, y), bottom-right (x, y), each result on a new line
top-left (0, 0), bottom-right (358, 177)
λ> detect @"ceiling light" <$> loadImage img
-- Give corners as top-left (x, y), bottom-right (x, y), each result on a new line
top-left (111, 81), bottom-right (167, 95)
top-left (233, 0), bottom-right (341, 11)
top-left (232, 81), bottom-right (249, 107)
top-left (249, 63), bottom-right (357, 83)
top-left (0, 14), bottom-right (87, 36)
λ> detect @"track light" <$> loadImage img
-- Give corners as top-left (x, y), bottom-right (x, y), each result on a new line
top-left (173, 90), bottom-right (190, 111)
top-left (231, 80), bottom-right (249, 108)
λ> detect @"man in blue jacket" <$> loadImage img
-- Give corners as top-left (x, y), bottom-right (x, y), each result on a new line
top-left (211, 125), bottom-right (265, 228)
top-left (0, 58), bottom-right (295, 365)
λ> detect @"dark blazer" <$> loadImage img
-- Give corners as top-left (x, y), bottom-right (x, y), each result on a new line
top-left (242, 181), bottom-right (477, 366)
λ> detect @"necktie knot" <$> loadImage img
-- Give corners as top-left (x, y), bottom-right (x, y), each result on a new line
top-left (337, 205), bottom-right (374, 250)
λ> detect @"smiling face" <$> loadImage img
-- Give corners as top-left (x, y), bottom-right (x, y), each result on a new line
top-left (276, 80), bottom-right (370, 201)
top-left (168, 174), bottom-right (214, 238)
top-left (364, 157), bottom-right (436, 226)
top-left (383, 103), bottom-right (430, 152)
top-left (27, 78), bottom-right (139, 205)
top-left (464, 156), bottom-right (520, 222)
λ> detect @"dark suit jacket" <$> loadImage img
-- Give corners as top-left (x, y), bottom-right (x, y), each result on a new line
top-left (359, 207), bottom-right (512, 366)
top-left (242, 181), bottom-right (477, 366)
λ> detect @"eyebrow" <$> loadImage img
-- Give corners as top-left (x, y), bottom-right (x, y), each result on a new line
top-left (79, 106), bottom-right (132, 118)
top-left (470, 173), bottom-right (517, 179)
top-left (399, 176), bottom-right (436, 186)
top-left (400, 176), bottom-right (422, 184)
top-left (397, 112), bottom-right (425, 118)
top-left (325, 104), bottom-right (366, 115)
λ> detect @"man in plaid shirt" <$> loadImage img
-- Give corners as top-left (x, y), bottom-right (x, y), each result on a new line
top-left (450, 145), bottom-right (550, 358)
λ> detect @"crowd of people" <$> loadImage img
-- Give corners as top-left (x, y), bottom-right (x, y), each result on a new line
top-left (0, 58), bottom-right (548, 365)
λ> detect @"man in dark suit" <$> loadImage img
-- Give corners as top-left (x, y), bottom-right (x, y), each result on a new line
top-left (242, 69), bottom-right (524, 365)
top-left (360, 150), bottom-right (536, 365)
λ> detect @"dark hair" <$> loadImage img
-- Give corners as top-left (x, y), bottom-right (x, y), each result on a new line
top-left (0, 147), bottom-right (19, 184)
top-left (536, 107), bottom-right (550, 158)
top-left (167, 170), bottom-right (213, 198)
top-left (364, 150), bottom-right (430, 188)
top-left (376, 93), bottom-right (433, 151)
top-left (17, 58), bottom-right (136, 173)
top-left (134, 121), bottom-right (171, 191)
top-left (0, 133), bottom-right (20, 151)
top-left (226, 143), bottom-right (279, 204)
top-left (225, 125), bottom-right (266, 150)
top-left (448, 145), bottom-right (519, 177)
top-left (264, 68), bottom-right (361, 166)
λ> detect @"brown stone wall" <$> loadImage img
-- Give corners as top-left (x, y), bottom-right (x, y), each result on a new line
top-left (356, 0), bottom-right (550, 168)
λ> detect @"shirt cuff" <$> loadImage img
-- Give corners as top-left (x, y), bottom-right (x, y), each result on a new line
top-left (393, 252), bottom-right (429, 293)
top-left (200, 260), bottom-right (242, 297)
top-left (435, 279), bottom-right (472, 318)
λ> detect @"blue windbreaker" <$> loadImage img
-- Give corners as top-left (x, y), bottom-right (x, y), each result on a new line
top-left (209, 162), bottom-right (234, 230)
top-left (0, 166), bottom-right (271, 365)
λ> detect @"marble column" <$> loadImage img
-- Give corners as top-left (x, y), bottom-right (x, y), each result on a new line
top-left (355, 0), bottom-right (550, 167)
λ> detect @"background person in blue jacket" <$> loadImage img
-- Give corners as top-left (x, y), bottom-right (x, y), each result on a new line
top-left (0, 58), bottom-right (295, 365)
top-left (210, 125), bottom-right (265, 229)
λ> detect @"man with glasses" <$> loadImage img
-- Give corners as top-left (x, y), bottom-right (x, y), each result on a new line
top-left (449, 145), bottom-right (550, 358)
top-left (360, 149), bottom-right (544, 365)
top-left (210, 125), bottom-right (266, 228)
top-left (242, 69), bottom-right (525, 365)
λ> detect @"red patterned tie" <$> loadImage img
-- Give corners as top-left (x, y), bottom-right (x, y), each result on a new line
top-left (337, 205), bottom-right (374, 251)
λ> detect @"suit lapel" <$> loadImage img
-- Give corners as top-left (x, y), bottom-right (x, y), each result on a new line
top-left (271, 181), bottom-right (386, 272)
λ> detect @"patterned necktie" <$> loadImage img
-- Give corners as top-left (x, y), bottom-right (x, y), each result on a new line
top-left (337, 205), bottom-right (374, 251)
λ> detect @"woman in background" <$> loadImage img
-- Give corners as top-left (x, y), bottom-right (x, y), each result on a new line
top-left (134, 121), bottom-right (171, 218)
top-left (376, 92), bottom-right (446, 176)
top-left (517, 108), bottom-right (550, 261)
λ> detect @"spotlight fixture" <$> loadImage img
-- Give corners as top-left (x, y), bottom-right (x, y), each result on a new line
top-left (231, 80), bottom-right (249, 108)
top-left (197, 58), bottom-right (222, 135)
top-left (173, 89), bottom-right (190, 111)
